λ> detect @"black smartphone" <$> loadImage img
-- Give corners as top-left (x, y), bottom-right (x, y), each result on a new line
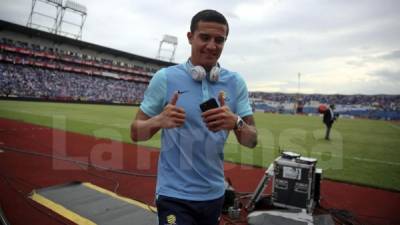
top-left (200, 98), bottom-right (219, 112)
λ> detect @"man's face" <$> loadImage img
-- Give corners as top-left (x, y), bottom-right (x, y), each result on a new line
top-left (187, 21), bottom-right (227, 71)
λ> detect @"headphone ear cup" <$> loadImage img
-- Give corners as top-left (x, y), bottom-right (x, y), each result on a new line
top-left (191, 65), bottom-right (207, 81)
top-left (209, 66), bottom-right (220, 82)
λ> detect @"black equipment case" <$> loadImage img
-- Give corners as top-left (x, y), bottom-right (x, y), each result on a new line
top-left (272, 152), bottom-right (318, 212)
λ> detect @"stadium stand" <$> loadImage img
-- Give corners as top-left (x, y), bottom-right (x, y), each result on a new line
top-left (1, 19), bottom-right (399, 120)
top-left (250, 92), bottom-right (400, 120)
top-left (0, 19), bottom-right (174, 104)
top-left (0, 62), bottom-right (147, 103)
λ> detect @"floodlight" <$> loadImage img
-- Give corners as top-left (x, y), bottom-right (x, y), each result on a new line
top-left (156, 34), bottom-right (178, 62)
top-left (65, 0), bottom-right (87, 14)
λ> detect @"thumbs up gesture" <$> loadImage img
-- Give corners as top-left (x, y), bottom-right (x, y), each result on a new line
top-left (202, 91), bottom-right (237, 132)
top-left (169, 91), bottom-right (179, 106)
top-left (218, 90), bottom-right (226, 107)
top-left (159, 92), bottom-right (186, 128)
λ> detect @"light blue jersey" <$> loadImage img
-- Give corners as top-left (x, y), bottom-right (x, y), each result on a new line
top-left (140, 62), bottom-right (252, 201)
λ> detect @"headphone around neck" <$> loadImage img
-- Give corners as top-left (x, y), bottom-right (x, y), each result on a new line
top-left (187, 59), bottom-right (220, 82)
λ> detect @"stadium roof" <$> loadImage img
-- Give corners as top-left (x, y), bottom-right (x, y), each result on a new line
top-left (0, 20), bottom-right (175, 67)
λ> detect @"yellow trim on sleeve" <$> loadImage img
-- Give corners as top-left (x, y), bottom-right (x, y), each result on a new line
top-left (29, 191), bottom-right (97, 225)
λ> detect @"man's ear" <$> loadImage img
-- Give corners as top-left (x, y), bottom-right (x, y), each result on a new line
top-left (187, 32), bottom-right (193, 44)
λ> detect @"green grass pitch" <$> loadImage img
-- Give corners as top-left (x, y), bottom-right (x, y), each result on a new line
top-left (0, 100), bottom-right (399, 191)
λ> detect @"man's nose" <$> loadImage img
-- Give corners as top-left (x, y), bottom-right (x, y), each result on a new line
top-left (205, 40), bottom-right (217, 50)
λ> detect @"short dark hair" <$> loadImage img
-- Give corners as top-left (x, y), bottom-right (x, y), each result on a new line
top-left (190, 9), bottom-right (229, 36)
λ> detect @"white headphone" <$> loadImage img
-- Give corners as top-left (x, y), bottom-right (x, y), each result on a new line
top-left (187, 59), bottom-right (220, 82)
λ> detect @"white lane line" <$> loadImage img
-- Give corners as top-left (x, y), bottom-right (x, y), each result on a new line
top-left (389, 123), bottom-right (400, 130)
top-left (248, 145), bottom-right (400, 166)
top-left (352, 156), bottom-right (400, 166)
top-left (311, 152), bottom-right (400, 166)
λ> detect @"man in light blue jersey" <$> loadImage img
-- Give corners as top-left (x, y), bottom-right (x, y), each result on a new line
top-left (131, 9), bottom-right (258, 225)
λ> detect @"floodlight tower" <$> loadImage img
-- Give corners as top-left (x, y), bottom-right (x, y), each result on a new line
top-left (156, 35), bottom-right (178, 62)
top-left (298, 72), bottom-right (301, 95)
top-left (56, 0), bottom-right (87, 39)
top-left (27, 0), bottom-right (63, 33)
top-left (296, 72), bottom-right (302, 114)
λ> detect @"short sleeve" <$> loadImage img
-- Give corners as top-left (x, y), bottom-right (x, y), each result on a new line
top-left (140, 69), bottom-right (167, 117)
top-left (235, 74), bottom-right (253, 117)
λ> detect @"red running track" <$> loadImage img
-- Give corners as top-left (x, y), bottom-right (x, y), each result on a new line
top-left (0, 118), bottom-right (399, 225)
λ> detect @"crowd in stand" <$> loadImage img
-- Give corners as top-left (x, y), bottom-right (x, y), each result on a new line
top-left (0, 62), bottom-right (146, 104)
top-left (250, 92), bottom-right (400, 112)
top-left (1, 37), bottom-right (399, 119)
top-left (0, 36), bottom-right (154, 104)
top-left (1, 37), bottom-right (158, 74)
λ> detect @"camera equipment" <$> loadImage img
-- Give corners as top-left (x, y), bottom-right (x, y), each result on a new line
top-left (272, 154), bottom-right (319, 213)
top-left (247, 151), bottom-right (322, 213)
top-left (222, 178), bottom-right (236, 214)
top-left (246, 151), bottom-right (323, 225)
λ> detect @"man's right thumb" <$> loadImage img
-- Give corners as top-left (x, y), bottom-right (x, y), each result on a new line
top-left (170, 92), bottom-right (179, 105)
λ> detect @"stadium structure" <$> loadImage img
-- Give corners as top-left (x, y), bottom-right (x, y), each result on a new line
top-left (0, 19), bottom-right (174, 105)
top-left (0, 10), bottom-right (400, 225)
top-left (250, 92), bottom-right (400, 121)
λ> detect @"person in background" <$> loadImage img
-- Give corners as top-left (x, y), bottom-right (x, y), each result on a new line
top-left (323, 104), bottom-right (337, 140)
